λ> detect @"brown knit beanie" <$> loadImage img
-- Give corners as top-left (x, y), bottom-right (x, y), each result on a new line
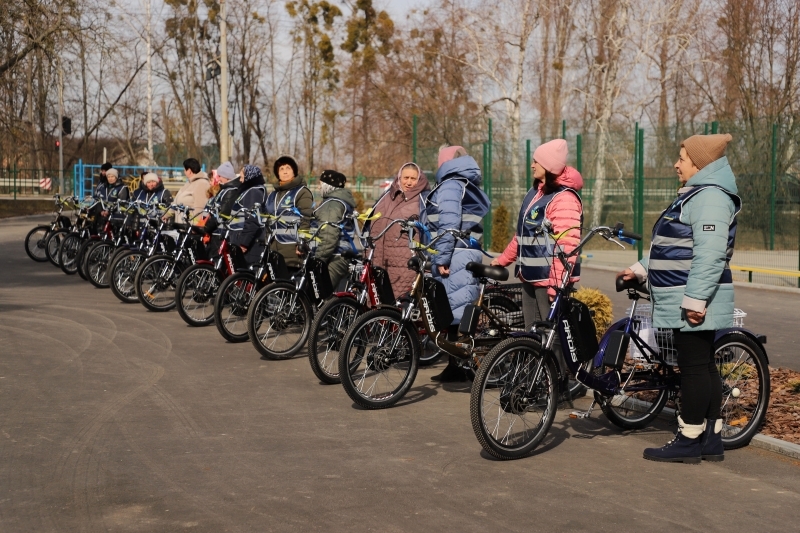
top-left (681, 133), bottom-right (733, 170)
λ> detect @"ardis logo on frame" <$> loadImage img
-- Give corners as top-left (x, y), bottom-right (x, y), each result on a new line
top-left (562, 319), bottom-right (579, 363)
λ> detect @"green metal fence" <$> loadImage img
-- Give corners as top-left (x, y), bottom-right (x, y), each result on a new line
top-left (0, 167), bottom-right (68, 198)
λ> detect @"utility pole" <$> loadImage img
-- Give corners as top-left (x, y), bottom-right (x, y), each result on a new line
top-left (146, 0), bottom-right (153, 166)
top-left (58, 59), bottom-right (64, 194)
top-left (219, 0), bottom-right (230, 163)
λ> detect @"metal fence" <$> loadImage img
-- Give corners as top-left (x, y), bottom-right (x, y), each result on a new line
top-left (0, 168), bottom-right (70, 198)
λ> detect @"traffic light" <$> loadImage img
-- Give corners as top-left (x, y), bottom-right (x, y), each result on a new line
top-left (62, 117), bottom-right (72, 135)
top-left (55, 140), bottom-right (61, 151)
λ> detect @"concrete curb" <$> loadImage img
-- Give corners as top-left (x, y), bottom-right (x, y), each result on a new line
top-left (750, 433), bottom-right (800, 460)
top-left (581, 263), bottom-right (800, 295)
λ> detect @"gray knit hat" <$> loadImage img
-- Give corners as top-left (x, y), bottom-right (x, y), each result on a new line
top-left (216, 161), bottom-right (236, 181)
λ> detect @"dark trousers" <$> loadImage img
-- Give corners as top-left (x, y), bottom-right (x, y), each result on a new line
top-left (521, 284), bottom-right (567, 379)
top-left (674, 329), bottom-right (722, 425)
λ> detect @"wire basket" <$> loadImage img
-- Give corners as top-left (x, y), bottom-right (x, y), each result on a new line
top-left (627, 305), bottom-right (746, 366)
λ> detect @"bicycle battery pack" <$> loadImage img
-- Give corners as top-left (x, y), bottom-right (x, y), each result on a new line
top-left (602, 330), bottom-right (629, 369)
top-left (459, 304), bottom-right (481, 335)
top-left (306, 257), bottom-right (334, 301)
top-left (262, 251), bottom-right (289, 283)
top-left (372, 266), bottom-right (396, 304)
top-left (422, 277), bottom-right (454, 331)
top-left (565, 298), bottom-right (599, 362)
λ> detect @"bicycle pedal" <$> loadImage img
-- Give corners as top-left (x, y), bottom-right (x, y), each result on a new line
top-left (569, 411), bottom-right (591, 419)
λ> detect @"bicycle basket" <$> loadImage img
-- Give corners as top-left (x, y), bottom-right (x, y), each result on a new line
top-left (422, 277), bottom-right (453, 331)
top-left (564, 297), bottom-right (599, 363)
top-left (627, 306), bottom-right (746, 366)
top-left (306, 257), bottom-right (333, 301)
top-left (372, 266), bottom-right (396, 305)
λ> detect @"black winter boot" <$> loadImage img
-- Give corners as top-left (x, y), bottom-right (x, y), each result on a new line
top-left (643, 417), bottom-right (704, 464)
top-left (700, 419), bottom-right (725, 462)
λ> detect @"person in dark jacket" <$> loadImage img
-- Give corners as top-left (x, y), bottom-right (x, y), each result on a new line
top-left (265, 156), bottom-right (314, 269)
top-left (94, 162), bottom-right (113, 199)
top-left (203, 161), bottom-right (240, 235)
top-left (133, 173), bottom-right (173, 205)
top-left (229, 164), bottom-right (267, 265)
top-left (101, 168), bottom-right (130, 224)
top-left (313, 170), bottom-right (356, 290)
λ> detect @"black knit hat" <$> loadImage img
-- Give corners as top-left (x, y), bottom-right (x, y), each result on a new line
top-left (100, 163), bottom-right (113, 172)
top-left (273, 156), bottom-right (298, 178)
top-left (320, 170), bottom-right (346, 188)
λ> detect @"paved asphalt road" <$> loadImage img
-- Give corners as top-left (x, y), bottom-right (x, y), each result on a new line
top-left (2, 216), bottom-right (799, 532)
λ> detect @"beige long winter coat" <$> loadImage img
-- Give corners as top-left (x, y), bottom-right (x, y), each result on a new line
top-left (172, 171), bottom-right (211, 224)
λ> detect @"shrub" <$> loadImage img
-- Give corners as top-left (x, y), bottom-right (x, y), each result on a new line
top-left (573, 287), bottom-right (614, 339)
top-left (491, 203), bottom-right (513, 252)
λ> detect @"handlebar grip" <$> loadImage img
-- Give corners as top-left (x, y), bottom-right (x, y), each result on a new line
top-left (618, 229), bottom-right (642, 241)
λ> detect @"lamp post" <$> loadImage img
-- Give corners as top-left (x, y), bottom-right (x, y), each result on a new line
top-left (219, 0), bottom-right (230, 163)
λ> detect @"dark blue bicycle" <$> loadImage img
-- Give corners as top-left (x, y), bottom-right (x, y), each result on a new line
top-left (470, 223), bottom-right (770, 460)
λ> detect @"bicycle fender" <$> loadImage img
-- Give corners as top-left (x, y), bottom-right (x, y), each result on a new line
top-left (333, 291), bottom-right (357, 299)
top-left (716, 328), bottom-right (769, 364)
top-left (376, 303), bottom-right (399, 311)
top-left (195, 259), bottom-right (214, 265)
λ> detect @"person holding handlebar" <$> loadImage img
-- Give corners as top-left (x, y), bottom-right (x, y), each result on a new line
top-left (491, 139), bottom-right (584, 383)
top-left (619, 133), bottom-right (740, 464)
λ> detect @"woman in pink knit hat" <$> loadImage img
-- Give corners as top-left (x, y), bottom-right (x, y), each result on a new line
top-left (491, 138), bottom-right (584, 384)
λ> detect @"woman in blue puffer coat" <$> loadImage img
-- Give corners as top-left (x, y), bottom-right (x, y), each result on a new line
top-left (619, 133), bottom-right (739, 464)
top-left (424, 145), bottom-right (490, 382)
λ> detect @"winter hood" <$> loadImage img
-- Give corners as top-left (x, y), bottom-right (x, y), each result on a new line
top-left (389, 162), bottom-right (429, 200)
top-left (683, 156), bottom-right (738, 195)
top-left (322, 186), bottom-right (356, 207)
top-left (538, 165), bottom-right (584, 192)
top-left (435, 155), bottom-right (482, 186)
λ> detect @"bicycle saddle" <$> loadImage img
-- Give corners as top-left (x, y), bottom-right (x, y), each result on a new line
top-left (466, 262), bottom-right (509, 282)
top-left (173, 222), bottom-right (190, 231)
top-left (615, 276), bottom-right (649, 294)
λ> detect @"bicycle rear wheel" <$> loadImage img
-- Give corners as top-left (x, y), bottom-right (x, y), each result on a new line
top-left (599, 360), bottom-right (669, 430)
top-left (308, 296), bottom-right (362, 384)
top-left (77, 239), bottom-right (96, 280)
top-left (214, 272), bottom-right (257, 343)
top-left (470, 337), bottom-right (558, 460)
top-left (715, 333), bottom-right (770, 450)
top-left (24, 226), bottom-right (50, 262)
top-left (337, 309), bottom-right (420, 409)
top-left (109, 250), bottom-right (144, 303)
top-left (247, 281), bottom-right (312, 359)
top-left (175, 263), bottom-right (220, 327)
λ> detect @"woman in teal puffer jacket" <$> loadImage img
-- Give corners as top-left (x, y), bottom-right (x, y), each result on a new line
top-left (619, 133), bottom-right (739, 464)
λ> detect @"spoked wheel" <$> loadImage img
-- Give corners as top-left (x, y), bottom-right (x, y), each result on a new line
top-left (470, 337), bottom-right (558, 460)
top-left (24, 226), bottom-right (51, 262)
top-left (59, 233), bottom-right (85, 275)
top-left (418, 336), bottom-right (444, 367)
top-left (715, 333), bottom-right (770, 450)
top-left (175, 264), bottom-right (221, 327)
top-left (77, 239), bottom-right (97, 280)
top-left (247, 281), bottom-right (312, 359)
top-left (45, 228), bottom-right (70, 266)
top-left (109, 250), bottom-right (144, 303)
top-left (214, 272), bottom-right (257, 343)
top-left (337, 309), bottom-right (420, 410)
top-left (86, 242), bottom-right (114, 288)
top-left (135, 254), bottom-right (181, 312)
top-left (599, 358), bottom-right (670, 430)
top-left (308, 296), bottom-right (363, 384)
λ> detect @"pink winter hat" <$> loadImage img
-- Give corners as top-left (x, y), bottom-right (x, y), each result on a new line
top-left (437, 145), bottom-right (467, 168)
top-left (533, 139), bottom-right (568, 175)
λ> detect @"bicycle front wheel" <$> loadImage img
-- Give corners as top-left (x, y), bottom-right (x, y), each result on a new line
top-left (175, 263), bottom-right (220, 327)
top-left (247, 281), bottom-right (312, 359)
top-left (59, 233), bottom-right (85, 275)
top-left (45, 228), bottom-right (70, 266)
top-left (716, 333), bottom-right (770, 450)
top-left (24, 226), bottom-right (50, 262)
top-left (135, 254), bottom-right (180, 312)
top-left (338, 309), bottom-right (420, 409)
top-left (308, 296), bottom-right (362, 384)
top-left (470, 337), bottom-right (558, 460)
top-left (214, 272), bottom-right (257, 343)
top-left (109, 250), bottom-right (144, 303)
top-left (86, 242), bottom-right (114, 288)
